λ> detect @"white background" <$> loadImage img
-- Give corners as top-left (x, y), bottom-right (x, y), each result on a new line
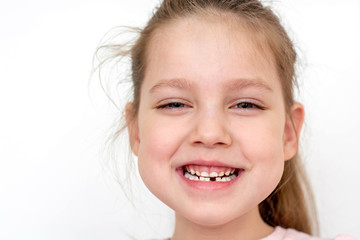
top-left (0, 0), bottom-right (359, 239)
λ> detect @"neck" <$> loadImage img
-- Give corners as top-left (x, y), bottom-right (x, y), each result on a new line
top-left (171, 207), bottom-right (273, 240)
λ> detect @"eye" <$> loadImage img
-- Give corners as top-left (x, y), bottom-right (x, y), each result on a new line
top-left (157, 102), bottom-right (189, 109)
top-left (234, 102), bottom-right (255, 109)
top-left (231, 101), bottom-right (265, 110)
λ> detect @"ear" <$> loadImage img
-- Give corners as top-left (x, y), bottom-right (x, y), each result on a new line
top-left (125, 103), bottom-right (140, 156)
top-left (283, 102), bottom-right (305, 161)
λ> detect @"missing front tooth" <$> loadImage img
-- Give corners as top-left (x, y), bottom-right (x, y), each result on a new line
top-left (182, 165), bottom-right (240, 181)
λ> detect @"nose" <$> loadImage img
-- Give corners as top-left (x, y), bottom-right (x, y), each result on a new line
top-left (190, 110), bottom-right (232, 148)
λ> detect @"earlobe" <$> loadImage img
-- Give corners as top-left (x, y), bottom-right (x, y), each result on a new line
top-left (125, 103), bottom-right (140, 156)
top-left (283, 102), bottom-right (305, 161)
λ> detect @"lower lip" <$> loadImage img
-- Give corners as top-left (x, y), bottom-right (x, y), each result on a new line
top-left (176, 168), bottom-right (243, 191)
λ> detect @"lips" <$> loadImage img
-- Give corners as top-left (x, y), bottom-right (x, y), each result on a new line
top-left (176, 160), bottom-right (243, 187)
top-left (183, 165), bottom-right (239, 182)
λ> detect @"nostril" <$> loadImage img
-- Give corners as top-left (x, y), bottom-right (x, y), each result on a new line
top-left (190, 121), bottom-right (232, 147)
top-left (192, 140), bottom-right (228, 147)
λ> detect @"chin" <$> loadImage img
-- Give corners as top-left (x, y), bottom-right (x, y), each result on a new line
top-left (186, 215), bottom-right (231, 227)
top-left (179, 204), bottom-right (243, 227)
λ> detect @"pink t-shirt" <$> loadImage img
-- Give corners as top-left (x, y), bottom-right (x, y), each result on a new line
top-left (156, 226), bottom-right (355, 240)
top-left (260, 226), bottom-right (355, 240)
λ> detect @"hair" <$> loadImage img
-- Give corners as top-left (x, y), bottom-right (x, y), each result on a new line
top-left (95, 0), bottom-right (318, 235)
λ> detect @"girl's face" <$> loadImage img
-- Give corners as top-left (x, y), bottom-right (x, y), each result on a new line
top-left (128, 17), bottom-right (303, 226)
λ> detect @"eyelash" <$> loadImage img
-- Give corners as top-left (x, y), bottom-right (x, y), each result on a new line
top-left (157, 102), bottom-right (190, 109)
top-left (157, 101), bottom-right (265, 110)
top-left (231, 102), bottom-right (265, 110)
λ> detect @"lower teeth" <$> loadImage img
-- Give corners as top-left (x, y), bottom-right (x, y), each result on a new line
top-left (184, 171), bottom-right (237, 182)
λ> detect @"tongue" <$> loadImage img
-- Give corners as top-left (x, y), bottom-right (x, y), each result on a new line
top-left (186, 164), bottom-right (234, 175)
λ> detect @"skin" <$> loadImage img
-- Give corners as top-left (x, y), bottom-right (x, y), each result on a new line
top-left (126, 16), bottom-right (304, 240)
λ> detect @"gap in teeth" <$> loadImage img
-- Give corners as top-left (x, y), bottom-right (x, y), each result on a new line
top-left (183, 166), bottom-right (238, 182)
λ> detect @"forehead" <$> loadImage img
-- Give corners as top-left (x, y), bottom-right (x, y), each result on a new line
top-left (143, 16), bottom-right (279, 91)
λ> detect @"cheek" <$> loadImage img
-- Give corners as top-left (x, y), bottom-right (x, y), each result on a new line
top-left (138, 115), bottom-right (185, 159)
top-left (235, 116), bottom-right (285, 189)
top-left (236, 115), bottom-right (284, 154)
top-left (136, 114), bottom-right (185, 193)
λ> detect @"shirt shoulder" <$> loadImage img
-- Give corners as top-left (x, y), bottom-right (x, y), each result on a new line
top-left (333, 235), bottom-right (357, 240)
top-left (261, 226), bottom-right (356, 240)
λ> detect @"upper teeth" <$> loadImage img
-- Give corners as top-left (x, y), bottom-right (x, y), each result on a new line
top-left (183, 165), bottom-right (238, 182)
top-left (201, 172), bottom-right (209, 177)
top-left (186, 166), bottom-right (236, 177)
top-left (209, 172), bottom-right (217, 177)
top-left (184, 171), bottom-right (237, 182)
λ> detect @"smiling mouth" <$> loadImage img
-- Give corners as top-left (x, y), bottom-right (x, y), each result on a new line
top-left (182, 165), bottom-right (240, 182)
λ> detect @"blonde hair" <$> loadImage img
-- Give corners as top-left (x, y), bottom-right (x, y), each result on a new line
top-left (96, 0), bottom-right (318, 234)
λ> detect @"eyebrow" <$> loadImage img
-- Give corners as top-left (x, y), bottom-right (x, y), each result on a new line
top-left (149, 77), bottom-right (273, 93)
top-left (225, 78), bottom-right (273, 92)
top-left (149, 78), bottom-right (193, 93)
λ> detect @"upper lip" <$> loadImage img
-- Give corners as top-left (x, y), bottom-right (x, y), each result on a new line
top-left (177, 159), bottom-right (239, 169)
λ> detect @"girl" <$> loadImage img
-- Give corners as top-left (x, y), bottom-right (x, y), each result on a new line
top-left (96, 0), bottom-right (355, 239)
